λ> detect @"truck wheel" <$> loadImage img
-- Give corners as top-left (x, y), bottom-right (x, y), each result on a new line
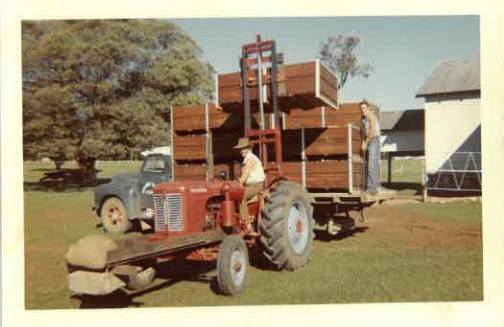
top-left (100, 197), bottom-right (132, 234)
top-left (217, 235), bottom-right (248, 296)
top-left (260, 181), bottom-right (314, 271)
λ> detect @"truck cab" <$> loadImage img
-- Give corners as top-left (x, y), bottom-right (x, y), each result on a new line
top-left (94, 147), bottom-right (172, 234)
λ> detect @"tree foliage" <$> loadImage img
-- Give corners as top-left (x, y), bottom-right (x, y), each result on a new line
top-left (22, 19), bottom-right (214, 169)
top-left (318, 34), bottom-right (373, 90)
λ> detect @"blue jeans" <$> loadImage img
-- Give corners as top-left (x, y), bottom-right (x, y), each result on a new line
top-left (366, 137), bottom-right (380, 192)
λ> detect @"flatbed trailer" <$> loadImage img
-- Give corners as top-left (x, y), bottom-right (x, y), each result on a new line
top-left (309, 188), bottom-right (396, 205)
top-left (308, 188), bottom-right (396, 235)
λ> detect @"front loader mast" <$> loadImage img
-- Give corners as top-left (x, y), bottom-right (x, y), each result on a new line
top-left (240, 35), bottom-right (284, 184)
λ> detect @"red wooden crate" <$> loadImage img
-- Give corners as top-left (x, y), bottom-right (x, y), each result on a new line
top-left (217, 60), bottom-right (338, 111)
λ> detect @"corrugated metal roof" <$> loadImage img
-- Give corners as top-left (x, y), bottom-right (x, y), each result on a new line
top-left (416, 59), bottom-right (480, 97)
top-left (380, 109), bottom-right (424, 131)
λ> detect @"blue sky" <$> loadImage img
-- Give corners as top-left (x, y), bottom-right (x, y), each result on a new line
top-left (173, 16), bottom-right (480, 111)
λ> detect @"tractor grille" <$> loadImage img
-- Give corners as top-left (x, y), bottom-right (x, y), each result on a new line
top-left (153, 193), bottom-right (184, 232)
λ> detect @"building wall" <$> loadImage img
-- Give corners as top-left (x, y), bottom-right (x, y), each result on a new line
top-left (424, 95), bottom-right (480, 173)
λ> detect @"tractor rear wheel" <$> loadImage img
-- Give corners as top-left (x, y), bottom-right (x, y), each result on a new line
top-left (217, 235), bottom-right (248, 296)
top-left (260, 181), bottom-right (314, 270)
top-left (100, 197), bottom-right (132, 234)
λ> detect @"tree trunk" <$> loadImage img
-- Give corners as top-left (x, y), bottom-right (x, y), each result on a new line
top-left (77, 151), bottom-right (97, 171)
top-left (76, 151), bottom-right (98, 185)
top-left (51, 157), bottom-right (65, 170)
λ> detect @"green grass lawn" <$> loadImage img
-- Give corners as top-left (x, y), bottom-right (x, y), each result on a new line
top-left (23, 160), bottom-right (482, 309)
top-left (398, 201), bottom-right (482, 225)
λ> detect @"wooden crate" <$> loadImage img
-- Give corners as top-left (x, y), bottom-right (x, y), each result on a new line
top-left (217, 72), bottom-right (242, 110)
top-left (173, 162), bottom-right (241, 182)
top-left (172, 133), bottom-right (207, 161)
top-left (173, 131), bottom-right (242, 163)
top-left (277, 61), bottom-right (338, 109)
top-left (174, 160), bottom-right (362, 191)
top-left (170, 99), bottom-right (368, 192)
top-left (326, 103), bottom-right (363, 127)
top-left (217, 60), bottom-right (338, 111)
top-left (172, 126), bottom-right (362, 192)
top-left (269, 160), bottom-right (362, 191)
top-left (171, 101), bottom-right (363, 134)
top-left (304, 160), bottom-right (362, 190)
top-left (172, 104), bottom-right (245, 133)
top-left (284, 103), bottom-right (363, 129)
top-left (280, 127), bottom-right (361, 160)
top-left (172, 104), bottom-right (267, 134)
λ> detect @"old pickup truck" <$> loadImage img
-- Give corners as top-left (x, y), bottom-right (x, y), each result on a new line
top-left (93, 147), bottom-right (172, 234)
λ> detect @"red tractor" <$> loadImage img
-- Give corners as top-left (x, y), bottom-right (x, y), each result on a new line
top-left (66, 134), bottom-right (314, 296)
top-left (66, 36), bottom-right (315, 296)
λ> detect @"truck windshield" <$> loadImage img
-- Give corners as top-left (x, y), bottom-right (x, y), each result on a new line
top-left (142, 156), bottom-right (165, 172)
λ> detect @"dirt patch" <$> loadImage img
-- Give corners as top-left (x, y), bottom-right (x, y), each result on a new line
top-left (354, 204), bottom-right (482, 249)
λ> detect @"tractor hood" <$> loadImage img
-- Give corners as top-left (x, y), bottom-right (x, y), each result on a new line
top-left (153, 180), bottom-right (244, 202)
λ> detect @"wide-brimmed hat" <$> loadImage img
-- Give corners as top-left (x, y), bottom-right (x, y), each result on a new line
top-left (232, 137), bottom-right (251, 150)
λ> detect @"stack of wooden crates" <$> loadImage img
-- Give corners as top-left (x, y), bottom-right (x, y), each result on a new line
top-left (171, 60), bottom-right (370, 193)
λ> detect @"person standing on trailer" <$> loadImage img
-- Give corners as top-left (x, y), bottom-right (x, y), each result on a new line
top-left (360, 99), bottom-right (381, 195)
top-left (233, 137), bottom-right (266, 225)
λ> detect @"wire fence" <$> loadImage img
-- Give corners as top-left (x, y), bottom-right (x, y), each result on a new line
top-left (426, 152), bottom-right (482, 192)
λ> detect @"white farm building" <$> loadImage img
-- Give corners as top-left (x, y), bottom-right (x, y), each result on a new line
top-left (416, 59), bottom-right (481, 193)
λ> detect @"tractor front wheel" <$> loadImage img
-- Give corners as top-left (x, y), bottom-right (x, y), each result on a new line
top-left (217, 235), bottom-right (248, 296)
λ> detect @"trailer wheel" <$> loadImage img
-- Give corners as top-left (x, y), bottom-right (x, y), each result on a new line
top-left (260, 181), bottom-right (314, 271)
top-left (100, 197), bottom-right (132, 234)
top-left (217, 235), bottom-right (248, 296)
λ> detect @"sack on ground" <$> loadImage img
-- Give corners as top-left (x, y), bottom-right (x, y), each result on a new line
top-left (66, 234), bottom-right (117, 269)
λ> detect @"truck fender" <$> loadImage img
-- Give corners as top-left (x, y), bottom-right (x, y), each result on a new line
top-left (97, 186), bottom-right (142, 221)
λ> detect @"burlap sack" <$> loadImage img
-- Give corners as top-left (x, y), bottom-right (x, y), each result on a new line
top-left (66, 234), bottom-right (118, 269)
top-left (68, 270), bottom-right (126, 295)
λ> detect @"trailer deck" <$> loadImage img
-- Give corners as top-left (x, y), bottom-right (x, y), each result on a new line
top-left (308, 188), bottom-right (396, 205)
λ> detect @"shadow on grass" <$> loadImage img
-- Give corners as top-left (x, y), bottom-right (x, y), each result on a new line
top-left (75, 259), bottom-right (218, 309)
top-left (382, 182), bottom-right (422, 195)
top-left (74, 291), bottom-right (145, 309)
top-left (23, 178), bottom-right (111, 192)
top-left (247, 246), bottom-right (280, 271)
top-left (314, 226), bottom-right (370, 242)
top-left (30, 168), bottom-right (59, 172)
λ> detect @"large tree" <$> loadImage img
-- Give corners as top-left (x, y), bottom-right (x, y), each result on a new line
top-left (22, 19), bottom-right (214, 169)
top-left (317, 34), bottom-right (373, 90)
